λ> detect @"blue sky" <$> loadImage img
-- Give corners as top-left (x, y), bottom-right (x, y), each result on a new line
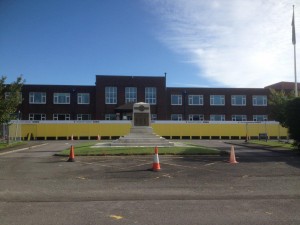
top-left (1, 0), bottom-right (300, 88)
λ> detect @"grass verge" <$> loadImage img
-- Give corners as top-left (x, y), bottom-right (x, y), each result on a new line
top-left (248, 140), bottom-right (294, 149)
top-left (0, 141), bottom-right (24, 151)
top-left (55, 142), bottom-right (226, 156)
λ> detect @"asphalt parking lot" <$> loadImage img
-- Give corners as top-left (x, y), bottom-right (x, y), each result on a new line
top-left (0, 140), bottom-right (300, 225)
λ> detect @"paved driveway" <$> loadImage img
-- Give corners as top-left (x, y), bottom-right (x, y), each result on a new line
top-left (0, 140), bottom-right (300, 225)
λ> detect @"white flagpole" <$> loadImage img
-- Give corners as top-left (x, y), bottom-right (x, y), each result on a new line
top-left (292, 5), bottom-right (298, 97)
top-left (294, 43), bottom-right (298, 97)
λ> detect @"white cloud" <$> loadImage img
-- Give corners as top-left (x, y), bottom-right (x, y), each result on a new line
top-left (145, 0), bottom-right (300, 87)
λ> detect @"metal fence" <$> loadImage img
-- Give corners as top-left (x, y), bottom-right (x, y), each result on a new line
top-left (1, 122), bottom-right (22, 144)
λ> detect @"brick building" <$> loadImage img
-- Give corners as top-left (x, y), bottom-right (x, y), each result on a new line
top-left (17, 75), bottom-right (298, 122)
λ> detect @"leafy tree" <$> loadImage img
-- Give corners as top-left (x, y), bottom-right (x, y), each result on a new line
top-left (268, 88), bottom-right (294, 127)
top-left (285, 97), bottom-right (300, 149)
top-left (0, 76), bottom-right (24, 124)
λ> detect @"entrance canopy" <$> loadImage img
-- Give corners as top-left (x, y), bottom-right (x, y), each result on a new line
top-left (114, 102), bottom-right (134, 112)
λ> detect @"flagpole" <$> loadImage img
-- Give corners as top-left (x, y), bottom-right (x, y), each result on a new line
top-left (292, 5), bottom-right (298, 97)
top-left (294, 40), bottom-right (298, 97)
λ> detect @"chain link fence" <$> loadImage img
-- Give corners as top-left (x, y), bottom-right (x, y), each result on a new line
top-left (1, 122), bottom-right (22, 144)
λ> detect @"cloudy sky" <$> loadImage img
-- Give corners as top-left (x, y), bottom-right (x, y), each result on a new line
top-left (1, 0), bottom-right (299, 88)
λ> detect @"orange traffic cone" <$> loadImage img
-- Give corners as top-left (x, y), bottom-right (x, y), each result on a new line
top-left (152, 146), bottom-right (161, 171)
top-left (67, 145), bottom-right (75, 162)
top-left (229, 145), bottom-right (238, 164)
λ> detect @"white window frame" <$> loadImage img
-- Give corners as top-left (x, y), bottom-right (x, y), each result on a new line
top-left (231, 95), bottom-right (246, 106)
top-left (29, 113), bottom-right (46, 120)
top-left (151, 114), bottom-right (157, 121)
top-left (53, 114), bottom-right (70, 120)
top-left (105, 87), bottom-right (117, 104)
top-left (53, 93), bottom-right (70, 104)
top-left (29, 92), bottom-right (46, 104)
top-left (253, 115), bottom-right (268, 121)
top-left (252, 95), bottom-right (267, 106)
top-left (77, 93), bottom-right (90, 104)
top-left (171, 95), bottom-right (182, 105)
top-left (145, 87), bottom-right (157, 105)
top-left (188, 95), bottom-right (203, 105)
top-left (4, 92), bottom-right (10, 99)
top-left (6, 92), bottom-right (22, 103)
top-left (210, 95), bottom-right (225, 106)
top-left (232, 115), bottom-right (247, 121)
top-left (210, 114), bottom-right (225, 121)
top-left (77, 114), bottom-right (91, 120)
top-left (171, 114), bottom-right (182, 121)
top-left (188, 114), bottom-right (204, 121)
top-left (105, 114), bottom-right (117, 120)
top-left (125, 87), bottom-right (137, 103)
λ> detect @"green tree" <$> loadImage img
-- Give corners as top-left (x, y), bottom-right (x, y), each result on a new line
top-left (268, 89), bottom-right (293, 127)
top-left (0, 76), bottom-right (24, 124)
top-left (285, 97), bottom-right (300, 149)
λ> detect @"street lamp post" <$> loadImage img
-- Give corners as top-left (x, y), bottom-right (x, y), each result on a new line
top-left (183, 90), bottom-right (187, 121)
top-left (14, 111), bottom-right (21, 141)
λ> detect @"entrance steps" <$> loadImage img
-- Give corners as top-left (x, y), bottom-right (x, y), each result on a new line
top-left (110, 126), bottom-right (174, 147)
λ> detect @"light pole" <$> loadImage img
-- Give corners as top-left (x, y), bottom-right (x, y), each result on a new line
top-left (245, 122), bottom-right (248, 142)
top-left (18, 111), bottom-right (21, 141)
top-left (14, 111), bottom-right (21, 141)
top-left (183, 90), bottom-right (187, 121)
top-left (264, 118), bottom-right (268, 142)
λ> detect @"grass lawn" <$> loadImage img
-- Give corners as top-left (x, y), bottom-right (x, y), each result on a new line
top-left (56, 142), bottom-right (226, 156)
top-left (248, 140), bottom-right (295, 149)
top-left (0, 141), bottom-right (23, 150)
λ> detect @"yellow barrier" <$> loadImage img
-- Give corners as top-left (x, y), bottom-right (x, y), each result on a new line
top-left (19, 122), bottom-right (131, 140)
top-left (152, 122), bottom-right (287, 139)
top-left (11, 121), bottom-right (288, 141)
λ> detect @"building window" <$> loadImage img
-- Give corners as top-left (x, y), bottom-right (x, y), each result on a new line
top-left (53, 114), bottom-right (70, 120)
top-left (210, 114), bottom-right (225, 121)
top-left (77, 93), bottom-right (90, 104)
top-left (151, 114), bottom-right (157, 121)
top-left (105, 114), bottom-right (117, 120)
top-left (105, 87), bottom-right (117, 104)
top-left (210, 95), bottom-right (225, 106)
top-left (231, 95), bottom-right (246, 106)
top-left (77, 114), bottom-right (91, 120)
top-left (5, 92), bottom-right (22, 103)
top-left (4, 92), bottom-right (10, 99)
top-left (171, 95), bottom-right (182, 105)
top-left (29, 92), bottom-right (46, 104)
top-left (253, 115), bottom-right (268, 121)
top-left (188, 95), bottom-right (203, 105)
top-left (125, 87), bottom-right (137, 103)
top-left (171, 114), bottom-right (182, 121)
top-left (232, 115), bottom-right (247, 121)
top-left (189, 114), bottom-right (204, 121)
top-left (145, 87), bottom-right (156, 105)
top-left (53, 93), bottom-right (70, 104)
top-left (29, 113), bottom-right (46, 120)
top-left (253, 95), bottom-right (267, 106)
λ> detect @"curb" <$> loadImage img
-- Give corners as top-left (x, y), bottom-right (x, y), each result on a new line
top-left (0, 143), bottom-right (48, 156)
top-left (224, 141), bottom-right (300, 155)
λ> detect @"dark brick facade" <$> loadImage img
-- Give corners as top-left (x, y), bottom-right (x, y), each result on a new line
top-left (20, 84), bottom-right (96, 120)
top-left (95, 75), bottom-right (167, 120)
top-left (167, 87), bottom-right (270, 121)
top-left (16, 75), bottom-right (290, 121)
